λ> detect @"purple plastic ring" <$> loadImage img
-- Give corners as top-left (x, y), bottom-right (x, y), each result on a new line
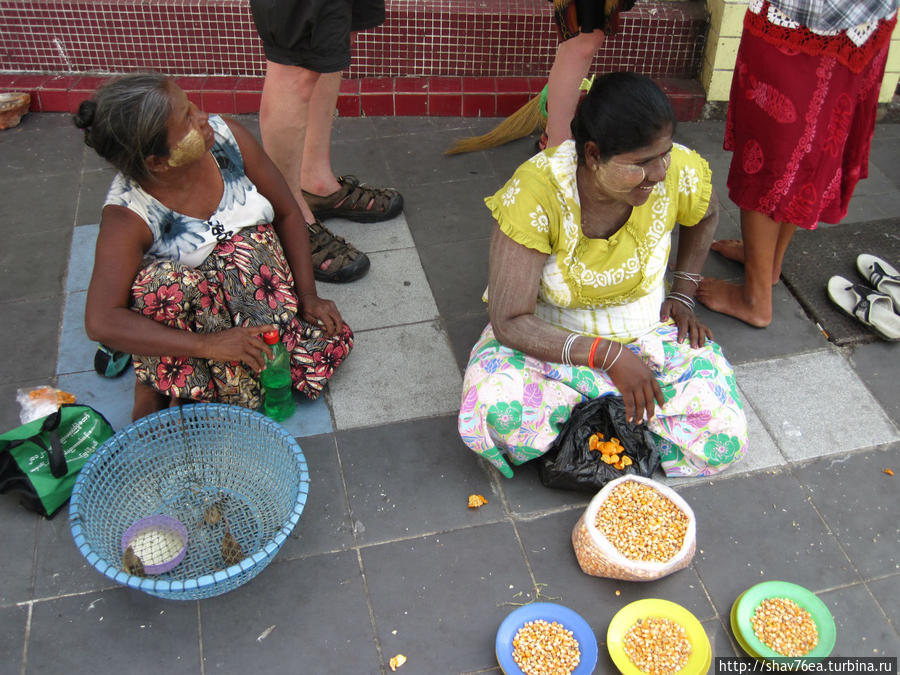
top-left (121, 515), bottom-right (188, 575)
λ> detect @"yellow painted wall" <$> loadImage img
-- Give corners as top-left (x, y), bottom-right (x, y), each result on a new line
top-left (703, 0), bottom-right (900, 103)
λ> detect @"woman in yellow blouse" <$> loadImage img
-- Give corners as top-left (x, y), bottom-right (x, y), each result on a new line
top-left (458, 72), bottom-right (747, 479)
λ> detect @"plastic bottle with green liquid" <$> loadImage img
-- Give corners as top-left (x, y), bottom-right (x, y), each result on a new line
top-left (259, 329), bottom-right (295, 422)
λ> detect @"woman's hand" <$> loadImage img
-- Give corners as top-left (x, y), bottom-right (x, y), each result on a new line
top-left (605, 347), bottom-right (665, 424)
top-left (660, 298), bottom-right (712, 348)
top-left (301, 295), bottom-right (344, 337)
top-left (202, 325), bottom-right (277, 373)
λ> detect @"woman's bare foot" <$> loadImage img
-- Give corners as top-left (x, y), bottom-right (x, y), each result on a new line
top-left (710, 240), bottom-right (781, 284)
top-left (132, 380), bottom-right (169, 421)
top-left (697, 277), bottom-right (773, 327)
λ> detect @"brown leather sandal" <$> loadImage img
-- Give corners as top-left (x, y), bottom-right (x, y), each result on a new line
top-left (303, 175), bottom-right (403, 223)
top-left (307, 220), bottom-right (370, 283)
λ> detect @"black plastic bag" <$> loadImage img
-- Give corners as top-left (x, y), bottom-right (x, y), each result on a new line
top-left (537, 395), bottom-right (660, 492)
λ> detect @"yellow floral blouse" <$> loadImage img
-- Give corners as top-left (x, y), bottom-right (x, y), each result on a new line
top-left (485, 140), bottom-right (712, 339)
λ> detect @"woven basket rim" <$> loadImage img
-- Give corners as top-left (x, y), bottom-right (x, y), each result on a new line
top-left (68, 403), bottom-right (309, 595)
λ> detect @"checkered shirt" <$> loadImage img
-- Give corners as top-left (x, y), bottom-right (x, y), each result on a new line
top-left (769, 0), bottom-right (898, 31)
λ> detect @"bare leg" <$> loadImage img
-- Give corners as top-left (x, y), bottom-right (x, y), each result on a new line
top-left (545, 30), bottom-right (606, 148)
top-left (132, 380), bottom-right (169, 421)
top-left (258, 59), bottom-right (318, 224)
top-left (300, 71), bottom-right (342, 197)
top-left (698, 210), bottom-right (796, 327)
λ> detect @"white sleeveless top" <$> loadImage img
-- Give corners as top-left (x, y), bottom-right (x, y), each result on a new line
top-left (104, 115), bottom-right (275, 268)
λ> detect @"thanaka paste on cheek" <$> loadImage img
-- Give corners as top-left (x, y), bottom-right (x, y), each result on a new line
top-left (593, 160), bottom-right (646, 193)
top-left (167, 127), bottom-right (206, 167)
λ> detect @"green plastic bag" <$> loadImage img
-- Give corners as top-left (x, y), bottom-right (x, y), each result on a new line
top-left (0, 404), bottom-right (113, 517)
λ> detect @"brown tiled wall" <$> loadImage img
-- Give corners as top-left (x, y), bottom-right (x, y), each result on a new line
top-left (0, 0), bottom-right (709, 117)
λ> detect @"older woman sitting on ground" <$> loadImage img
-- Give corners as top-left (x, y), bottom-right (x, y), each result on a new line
top-left (76, 73), bottom-right (353, 420)
top-left (458, 72), bottom-right (748, 479)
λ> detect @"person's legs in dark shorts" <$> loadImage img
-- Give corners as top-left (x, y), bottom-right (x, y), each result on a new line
top-left (250, 0), bottom-right (402, 230)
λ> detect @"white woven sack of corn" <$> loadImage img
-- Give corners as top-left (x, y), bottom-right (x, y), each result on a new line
top-left (571, 475), bottom-right (696, 581)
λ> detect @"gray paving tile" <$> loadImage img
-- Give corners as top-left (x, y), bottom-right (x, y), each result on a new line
top-left (328, 322), bottom-right (462, 429)
top-left (384, 128), bottom-right (496, 190)
top-left (200, 551), bottom-right (380, 674)
top-left (796, 443), bottom-right (900, 579)
top-left (65, 224), bottom-right (97, 293)
top-left (736, 351), bottom-right (898, 461)
top-left (315, 247), bottom-right (438, 332)
top-left (866, 574), bottom-right (900, 634)
top-left (681, 471), bottom-right (859, 617)
top-left (444, 311), bottom-right (489, 372)
top-left (56, 290), bottom-right (93, 376)
top-left (277, 432), bottom-right (356, 559)
top-left (695, 284), bottom-right (829, 365)
top-left (868, 135), bottom-right (900, 190)
top-left (73, 168), bottom-right (115, 226)
top-left (818, 582), bottom-right (900, 659)
top-left (338, 415), bottom-right (501, 545)
top-left (0, 229), bottom-right (69, 303)
top-left (850, 163), bottom-right (896, 197)
top-left (0, 498), bottom-right (37, 606)
top-left (33, 503), bottom-right (110, 599)
top-left (496, 463), bottom-right (592, 515)
top-left (361, 522), bottom-right (534, 674)
top-left (0, 123), bottom-right (83, 182)
top-left (485, 137), bottom-right (544, 184)
top-left (27, 588), bottom-right (200, 675)
top-left (56, 371), bottom-right (134, 431)
top-left (329, 135), bottom-right (398, 188)
top-left (403, 177), bottom-right (497, 248)
top-left (331, 115), bottom-right (379, 142)
top-left (417, 237), bottom-right (491, 319)
top-left (516, 510), bottom-right (716, 628)
top-left (320, 213), bottom-right (414, 253)
top-left (0, 604), bottom-right (27, 673)
top-left (0, 297), bottom-right (61, 383)
top-left (705, 617), bottom-right (739, 659)
top-left (848, 340), bottom-right (900, 426)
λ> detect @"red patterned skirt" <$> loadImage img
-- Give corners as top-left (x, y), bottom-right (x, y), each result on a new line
top-left (724, 9), bottom-right (894, 229)
top-left (129, 223), bottom-right (353, 408)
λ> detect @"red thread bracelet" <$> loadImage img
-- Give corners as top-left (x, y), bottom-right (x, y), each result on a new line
top-left (587, 337), bottom-right (603, 369)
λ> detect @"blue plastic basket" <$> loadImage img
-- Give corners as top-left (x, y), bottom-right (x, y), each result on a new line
top-left (69, 403), bottom-right (309, 600)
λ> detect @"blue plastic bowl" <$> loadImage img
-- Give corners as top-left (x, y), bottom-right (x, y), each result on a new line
top-left (70, 403), bottom-right (309, 600)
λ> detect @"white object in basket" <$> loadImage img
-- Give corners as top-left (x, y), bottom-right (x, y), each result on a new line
top-left (571, 475), bottom-right (697, 581)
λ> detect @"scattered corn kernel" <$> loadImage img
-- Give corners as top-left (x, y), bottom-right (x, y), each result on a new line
top-left (512, 619), bottom-right (581, 675)
top-left (750, 597), bottom-right (818, 657)
top-left (389, 654), bottom-right (407, 671)
top-left (623, 617), bottom-right (691, 675)
top-left (884, 468), bottom-right (894, 476)
top-left (467, 494), bottom-right (488, 508)
top-left (594, 481), bottom-right (688, 563)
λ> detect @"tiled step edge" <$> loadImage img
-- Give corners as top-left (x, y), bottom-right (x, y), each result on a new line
top-left (0, 75), bottom-right (706, 121)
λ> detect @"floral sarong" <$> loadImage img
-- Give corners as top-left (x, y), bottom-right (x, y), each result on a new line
top-left (129, 223), bottom-right (353, 408)
top-left (458, 323), bottom-right (747, 478)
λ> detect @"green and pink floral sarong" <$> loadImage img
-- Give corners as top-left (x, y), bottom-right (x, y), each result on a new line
top-left (458, 322), bottom-right (747, 478)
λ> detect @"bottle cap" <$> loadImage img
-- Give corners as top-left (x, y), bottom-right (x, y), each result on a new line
top-left (262, 329), bottom-right (279, 345)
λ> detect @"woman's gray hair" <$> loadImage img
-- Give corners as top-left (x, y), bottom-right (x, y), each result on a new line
top-left (73, 73), bottom-right (173, 183)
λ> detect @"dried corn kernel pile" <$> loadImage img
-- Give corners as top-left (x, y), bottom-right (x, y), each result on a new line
top-left (751, 597), bottom-right (818, 657)
top-left (623, 617), bottom-right (692, 675)
top-left (595, 481), bottom-right (688, 562)
top-left (512, 619), bottom-right (581, 675)
top-left (588, 433), bottom-right (633, 470)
